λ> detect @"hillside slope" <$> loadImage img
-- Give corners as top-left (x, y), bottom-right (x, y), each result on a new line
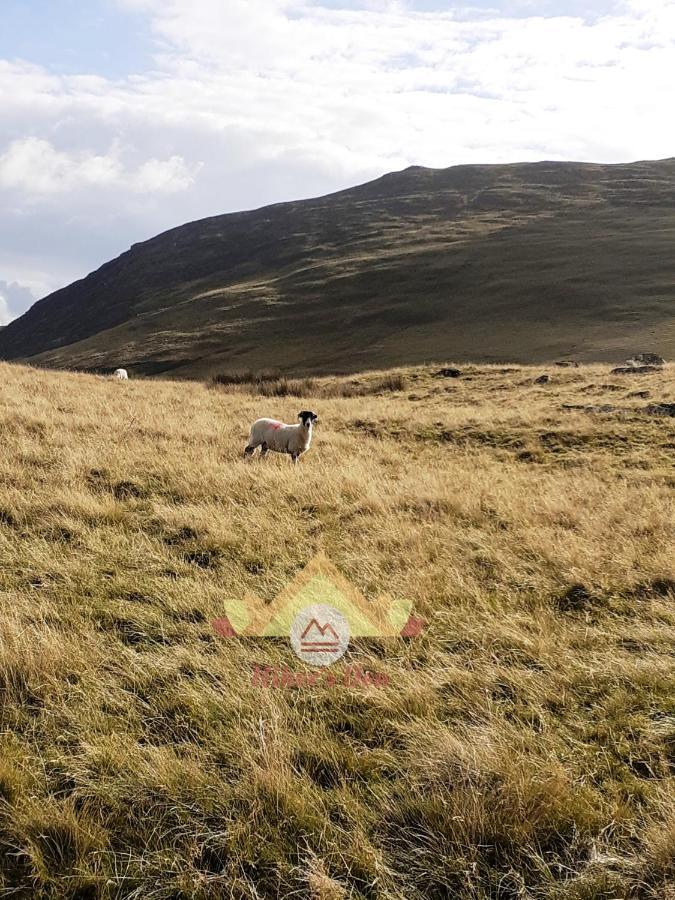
top-left (1, 159), bottom-right (674, 376)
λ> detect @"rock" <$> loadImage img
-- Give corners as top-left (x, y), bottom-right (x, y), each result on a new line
top-left (534, 374), bottom-right (550, 384)
top-left (561, 404), bottom-right (620, 413)
top-left (434, 367), bottom-right (461, 378)
top-left (555, 360), bottom-right (579, 367)
top-left (626, 353), bottom-right (665, 367)
top-left (562, 401), bottom-right (675, 416)
top-left (645, 403), bottom-right (675, 417)
top-left (610, 365), bottom-right (658, 375)
top-left (590, 405), bottom-right (620, 413)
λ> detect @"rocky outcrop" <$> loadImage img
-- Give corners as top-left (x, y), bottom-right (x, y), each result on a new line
top-left (626, 353), bottom-right (665, 367)
top-left (610, 365), bottom-right (659, 375)
top-left (645, 403), bottom-right (675, 417)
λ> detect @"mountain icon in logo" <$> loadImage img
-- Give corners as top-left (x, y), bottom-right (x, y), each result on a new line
top-left (291, 605), bottom-right (350, 666)
top-left (300, 619), bottom-right (340, 651)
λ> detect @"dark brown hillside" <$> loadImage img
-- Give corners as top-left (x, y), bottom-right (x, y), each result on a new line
top-left (1, 158), bottom-right (674, 375)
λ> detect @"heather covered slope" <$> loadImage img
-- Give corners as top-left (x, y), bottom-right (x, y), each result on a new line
top-left (1, 158), bottom-right (674, 376)
top-left (0, 361), bottom-right (674, 897)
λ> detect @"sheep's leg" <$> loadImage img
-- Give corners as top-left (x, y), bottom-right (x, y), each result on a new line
top-left (260, 442), bottom-right (269, 458)
top-left (290, 452), bottom-right (300, 465)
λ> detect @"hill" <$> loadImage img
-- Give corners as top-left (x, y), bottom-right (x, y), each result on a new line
top-left (0, 159), bottom-right (674, 376)
top-left (0, 360), bottom-right (674, 897)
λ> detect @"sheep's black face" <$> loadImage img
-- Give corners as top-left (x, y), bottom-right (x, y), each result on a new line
top-left (298, 410), bottom-right (318, 427)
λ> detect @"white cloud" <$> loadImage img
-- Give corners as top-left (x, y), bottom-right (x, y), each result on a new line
top-left (0, 295), bottom-right (11, 326)
top-left (100, 0), bottom-right (675, 172)
top-left (0, 138), bottom-right (198, 196)
top-left (0, 280), bottom-right (36, 325)
top-left (0, 0), bottom-right (674, 305)
top-left (134, 155), bottom-right (201, 192)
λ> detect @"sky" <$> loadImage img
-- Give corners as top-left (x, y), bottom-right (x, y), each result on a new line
top-left (1, 0), bottom-right (674, 324)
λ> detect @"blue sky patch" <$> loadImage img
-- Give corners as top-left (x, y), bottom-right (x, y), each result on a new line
top-left (314, 0), bottom-right (622, 20)
top-left (0, 0), bottom-right (154, 78)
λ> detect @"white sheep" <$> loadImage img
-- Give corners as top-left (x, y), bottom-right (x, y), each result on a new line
top-left (244, 410), bottom-right (318, 464)
top-left (113, 368), bottom-right (129, 380)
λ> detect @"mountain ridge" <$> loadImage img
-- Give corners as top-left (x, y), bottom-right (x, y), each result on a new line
top-left (1, 157), bottom-right (674, 376)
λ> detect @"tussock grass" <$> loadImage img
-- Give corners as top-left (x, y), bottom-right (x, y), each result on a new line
top-left (0, 361), bottom-right (673, 898)
top-left (211, 370), bottom-right (407, 398)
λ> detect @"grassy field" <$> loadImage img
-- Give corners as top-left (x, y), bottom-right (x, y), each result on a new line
top-left (0, 360), bottom-right (673, 899)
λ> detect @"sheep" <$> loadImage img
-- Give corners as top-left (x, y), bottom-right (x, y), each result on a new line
top-left (113, 368), bottom-right (129, 380)
top-left (245, 410), bottom-right (318, 464)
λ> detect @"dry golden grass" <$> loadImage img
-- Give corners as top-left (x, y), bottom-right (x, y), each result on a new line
top-left (0, 360), bottom-right (673, 899)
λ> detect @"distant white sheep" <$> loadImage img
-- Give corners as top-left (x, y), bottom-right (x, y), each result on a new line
top-left (113, 368), bottom-right (129, 380)
top-left (245, 410), bottom-right (318, 463)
